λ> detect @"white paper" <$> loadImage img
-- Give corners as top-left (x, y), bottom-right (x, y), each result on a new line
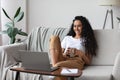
top-left (61, 68), bottom-right (78, 74)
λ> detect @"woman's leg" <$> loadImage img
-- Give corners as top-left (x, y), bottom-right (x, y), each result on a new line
top-left (49, 35), bottom-right (64, 67)
top-left (49, 36), bottom-right (84, 80)
top-left (49, 35), bottom-right (67, 80)
top-left (55, 59), bottom-right (84, 70)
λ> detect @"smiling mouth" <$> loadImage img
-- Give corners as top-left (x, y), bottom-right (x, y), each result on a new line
top-left (75, 31), bottom-right (80, 32)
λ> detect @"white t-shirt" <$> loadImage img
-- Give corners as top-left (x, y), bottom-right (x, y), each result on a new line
top-left (61, 36), bottom-right (85, 54)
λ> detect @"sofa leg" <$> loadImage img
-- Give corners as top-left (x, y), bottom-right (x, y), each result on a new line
top-left (39, 75), bottom-right (43, 80)
top-left (15, 71), bottom-right (20, 80)
top-left (68, 77), bottom-right (74, 80)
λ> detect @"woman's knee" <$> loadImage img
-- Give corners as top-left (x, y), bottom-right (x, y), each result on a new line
top-left (49, 35), bottom-right (61, 49)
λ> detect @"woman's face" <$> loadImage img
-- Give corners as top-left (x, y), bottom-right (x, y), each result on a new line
top-left (73, 20), bottom-right (82, 36)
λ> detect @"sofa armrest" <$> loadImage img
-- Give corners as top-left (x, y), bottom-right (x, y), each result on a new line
top-left (0, 43), bottom-right (27, 80)
top-left (0, 43), bottom-right (27, 68)
top-left (112, 52), bottom-right (120, 80)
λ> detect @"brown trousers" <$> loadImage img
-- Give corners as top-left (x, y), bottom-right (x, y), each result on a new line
top-left (49, 35), bottom-right (84, 80)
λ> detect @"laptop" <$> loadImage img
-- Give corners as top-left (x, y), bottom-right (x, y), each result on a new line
top-left (19, 50), bottom-right (59, 72)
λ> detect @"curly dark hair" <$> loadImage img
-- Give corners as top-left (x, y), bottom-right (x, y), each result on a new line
top-left (67, 16), bottom-right (98, 56)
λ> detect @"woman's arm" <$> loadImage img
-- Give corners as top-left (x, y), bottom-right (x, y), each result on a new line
top-left (75, 49), bottom-right (92, 65)
top-left (62, 48), bottom-right (92, 65)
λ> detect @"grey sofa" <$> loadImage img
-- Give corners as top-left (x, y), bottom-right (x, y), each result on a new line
top-left (0, 27), bottom-right (120, 80)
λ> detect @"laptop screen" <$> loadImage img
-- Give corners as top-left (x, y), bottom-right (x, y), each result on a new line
top-left (19, 50), bottom-right (53, 71)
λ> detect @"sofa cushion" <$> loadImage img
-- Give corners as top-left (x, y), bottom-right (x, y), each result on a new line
top-left (91, 30), bottom-right (120, 66)
top-left (77, 66), bottom-right (113, 80)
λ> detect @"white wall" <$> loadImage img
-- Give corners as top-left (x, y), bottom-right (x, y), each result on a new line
top-left (1, 0), bottom-right (26, 45)
top-left (27, 0), bottom-right (120, 33)
top-left (1, 0), bottom-right (120, 45)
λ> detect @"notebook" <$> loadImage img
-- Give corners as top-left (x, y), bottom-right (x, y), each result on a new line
top-left (61, 68), bottom-right (78, 75)
top-left (19, 50), bottom-right (58, 72)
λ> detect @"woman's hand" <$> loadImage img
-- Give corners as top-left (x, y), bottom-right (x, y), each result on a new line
top-left (75, 49), bottom-right (84, 57)
top-left (65, 48), bottom-right (77, 58)
top-left (65, 48), bottom-right (85, 58)
top-left (62, 48), bottom-right (69, 59)
top-left (75, 49), bottom-right (92, 65)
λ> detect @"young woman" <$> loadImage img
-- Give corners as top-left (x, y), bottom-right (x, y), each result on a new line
top-left (49, 16), bottom-right (98, 80)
